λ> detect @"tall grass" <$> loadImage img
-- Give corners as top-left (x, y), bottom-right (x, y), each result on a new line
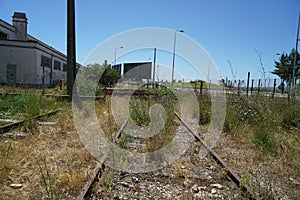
top-left (0, 94), bottom-right (61, 120)
top-left (198, 93), bottom-right (300, 154)
top-left (126, 87), bottom-right (177, 152)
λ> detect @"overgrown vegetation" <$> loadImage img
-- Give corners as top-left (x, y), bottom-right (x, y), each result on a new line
top-left (0, 85), bottom-right (299, 199)
top-left (75, 63), bottom-right (120, 96)
top-left (219, 94), bottom-right (299, 154)
top-left (0, 94), bottom-right (61, 120)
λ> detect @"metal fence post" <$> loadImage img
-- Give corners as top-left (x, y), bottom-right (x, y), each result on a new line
top-left (272, 79), bottom-right (276, 98)
top-left (246, 72), bottom-right (250, 97)
top-left (258, 79), bottom-right (261, 94)
top-left (200, 81), bottom-right (203, 97)
top-left (251, 79), bottom-right (254, 95)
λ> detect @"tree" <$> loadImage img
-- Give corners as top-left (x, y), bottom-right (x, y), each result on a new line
top-left (272, 49), bottom-right (300, 83)
top-left (75, 63), bottom-right (120, 95)
top-left (99, 65), bottom-right (120, 87)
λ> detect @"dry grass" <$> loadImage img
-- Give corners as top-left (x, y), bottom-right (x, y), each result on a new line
top-left (0, 103), bottom-right (98, 200)
top-left (214, 129), bottom-right (300, 199)
top-left (1, 90), bottom-right (298, 199)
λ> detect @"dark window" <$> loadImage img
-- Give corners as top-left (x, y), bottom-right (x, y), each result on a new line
top-left (63, 63), bottom-right (67, 71)
top-left (41, 55), bottom-right (51, 68)
top-left (54, 60), bottom-right (61, 70)
top-left (0, 31), bottom-right (8, 40)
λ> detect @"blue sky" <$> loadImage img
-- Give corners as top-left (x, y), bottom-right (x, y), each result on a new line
top-left (1, 0), bottom-right (299, 81)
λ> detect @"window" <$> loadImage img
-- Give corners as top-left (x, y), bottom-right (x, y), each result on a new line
top-left (63, 63), bottom-right (67, 71)
top-left (54, 60), bottom-right (61, 70)
top-left (41, 55), bottom-right (51, 68)
top-left (0, 31), bottom-right (8, 40)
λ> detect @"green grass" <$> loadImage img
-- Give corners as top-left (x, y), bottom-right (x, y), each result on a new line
top-left (220, 94), bottom-right (299, 154)
top-left (0, 94), bottom-right (63, 121)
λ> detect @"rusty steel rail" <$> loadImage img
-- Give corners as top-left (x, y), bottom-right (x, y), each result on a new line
top-left (78, 112), bottom-right (259, 200)
top-left (77, 163), bottom-right (105, 200)
top-left (76, 117), bottom-right (129, 200)
top-left (115, 118), bottom-right (128, 139)
top-left (174, 111), bottom-right (259, 200)
top-left (0, 109), bottom-right (60, 133)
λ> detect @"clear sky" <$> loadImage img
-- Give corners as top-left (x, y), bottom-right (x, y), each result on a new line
top-left (1, 0), bottom-right (299, 81)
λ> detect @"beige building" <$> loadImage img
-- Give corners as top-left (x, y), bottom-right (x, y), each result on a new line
top-left (0, 12), bottom-right (71, 86)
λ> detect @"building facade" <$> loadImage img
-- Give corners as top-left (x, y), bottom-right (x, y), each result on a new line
top-left (112, 62), bottom-right (152, 80)
top-left (0, 12), bottom-right (70, 86)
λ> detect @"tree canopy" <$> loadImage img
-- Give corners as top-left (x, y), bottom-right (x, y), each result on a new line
top-left (272, 49), bottom-right (300, 83)
top-left (75, 63), bottom-right (120, 95)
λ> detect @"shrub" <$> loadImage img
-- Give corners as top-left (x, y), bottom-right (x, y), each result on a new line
top-left (251, 125), bottom-right (277, 154)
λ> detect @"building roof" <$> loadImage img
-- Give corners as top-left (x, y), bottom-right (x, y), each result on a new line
top-left (0, 12), bottom-right (83, 67)
top-left (0, 13), bottom-right (66, 58)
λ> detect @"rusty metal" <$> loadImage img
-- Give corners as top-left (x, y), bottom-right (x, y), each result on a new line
top-left (76, 163), bottom-right (105, 200)
top-left (0, 109), bottom-right (60, 133)
top-left (115, 118), bottom-right (128, 139)
top-left (174, 111), bottom-right (259, 200)
top-left (77, 117), bottom-right (128, 199)
top-left (78, 111), bottom-right (259, 199)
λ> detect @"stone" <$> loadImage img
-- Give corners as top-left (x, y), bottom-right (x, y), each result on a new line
top-left (211, 188), bottom-right (217, 194)
top-left (194, 192), bottom-right (204, 199)
top-left (198, 186), bottom-right (207, 191)
top-left (190, 185), bottom-right (199, 193)
top-left (132, 176), bottom-right (139, 183)
top-left (38, 121), bottom-right (57, 125)
top-left (10, 183), bottom-right (22, 188)
top-left (210, 183), bottom-right (223, 189)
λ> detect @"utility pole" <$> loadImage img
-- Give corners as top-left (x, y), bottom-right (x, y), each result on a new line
top-left (67, 0), bottom-right (76, 98)
top-left (292, 13), bottom-right (300, 97)
top-left (153, 47), bottom-right (156, 86)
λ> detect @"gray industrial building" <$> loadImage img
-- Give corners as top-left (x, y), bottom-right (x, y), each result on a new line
top-left (0, 12), bottom-right (78, 86)
top-left (112, 62), bottom-right (152, 80)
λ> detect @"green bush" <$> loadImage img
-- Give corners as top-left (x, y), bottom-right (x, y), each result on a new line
top-left (223, 95), bottom-right (281, 154)
top-left (198, 95), bottom-right (211, 125)
top-left (281, 102), bottom-right (300, 129)
top-left (251, 125), bottom-right (277, 154)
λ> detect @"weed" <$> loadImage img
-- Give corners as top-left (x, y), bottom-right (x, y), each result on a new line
top-left (0, 141), bottom-right (13, 185)
top-left (119, 133), bottom-right (134, 149)
top-left (129, 98), bottom-right (150, 126)
top-left (99, 170), bottom-right (115, 193)
top-left (251, 126), bottom-right (277, 154)
top-left (198, 95), bottom-right (211, 125)
top-left (36, 159), bottom-right (60, 200)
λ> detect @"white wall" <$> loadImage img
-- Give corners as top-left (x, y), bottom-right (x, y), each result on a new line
top-left (0, 40), bottom-right (67, 85)
top-left (0, 40), bottom-right (36, 84)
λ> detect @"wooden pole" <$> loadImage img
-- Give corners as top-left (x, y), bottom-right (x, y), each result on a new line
top-left (67, 0), bottom-right (76, 98)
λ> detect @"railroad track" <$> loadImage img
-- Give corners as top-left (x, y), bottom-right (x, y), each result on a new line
top-left (0, 109), bottom-right (60, 133)
top-left (77, 112), bottom-right (260, 200)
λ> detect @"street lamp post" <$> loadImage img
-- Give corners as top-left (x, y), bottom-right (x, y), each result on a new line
top-left (153, 47), bottom-right (156, 86)
top-left (171, 29), bottom-right (184, 84)
top-left (114, 46), bottom-right (123, 66)
top-left (292, 13), bottom-right (300, 97)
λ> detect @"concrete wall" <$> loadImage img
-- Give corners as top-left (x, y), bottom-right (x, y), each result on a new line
top-left (36, 42), bottom-right (67, 85)
top-left (0, 12), bottom-right (69, 86)
top-left (0, 20), bottom-right (16, 40)
top-left (0, 40), bottom-right (36, 85)
top-left (0, 40), bottom-right (67, 86)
